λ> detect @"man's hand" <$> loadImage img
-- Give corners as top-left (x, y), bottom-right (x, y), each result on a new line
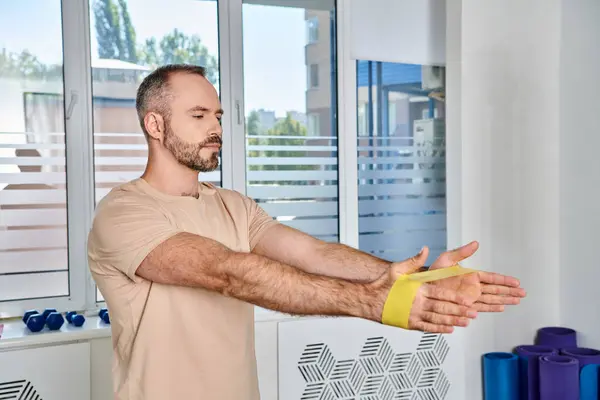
top-left (371, 247), bottom-right (478, 334)
top-left (429, 241), bottom-right (526, 312)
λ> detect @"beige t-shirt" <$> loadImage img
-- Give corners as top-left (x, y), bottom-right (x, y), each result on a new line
top-left (87, 178), bottom-right (277, 400)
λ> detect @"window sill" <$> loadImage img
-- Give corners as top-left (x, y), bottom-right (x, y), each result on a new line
top-left (0, 315), bottom-right (111, 351)
top-left (0, 308), bottom-right (318, 351)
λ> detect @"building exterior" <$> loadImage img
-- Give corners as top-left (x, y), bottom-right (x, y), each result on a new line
top-left (304, 9), bottom-right (333, 138)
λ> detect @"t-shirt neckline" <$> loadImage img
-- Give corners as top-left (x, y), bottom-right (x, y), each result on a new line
top-left (134, 178), bottom-right (216, 202)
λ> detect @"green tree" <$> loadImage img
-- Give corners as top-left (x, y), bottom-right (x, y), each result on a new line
top-left (138, 29), bottom-right (218, 85)
top-left (93, 0), bottom-right (137, 63)
top-left (246, 110), bottom-right (261, 136)
top-left (93, 0), bottom-right (218, 84)
top-left (247, 112), bottom-right (319, 176)
top-left (0, 48), bottom-right (61, 80)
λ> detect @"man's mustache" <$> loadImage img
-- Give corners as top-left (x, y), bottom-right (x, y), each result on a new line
top-left (201, 136), bottom-right (222, 146)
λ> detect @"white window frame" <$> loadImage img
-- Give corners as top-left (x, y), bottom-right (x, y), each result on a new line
top-left (336, 0), bottom-right (359, 248)
top-left (0, 0), bottom-right (360, 318)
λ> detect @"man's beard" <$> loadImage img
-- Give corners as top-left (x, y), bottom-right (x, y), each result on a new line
top-left (163, 124), bottom-right (220, 172)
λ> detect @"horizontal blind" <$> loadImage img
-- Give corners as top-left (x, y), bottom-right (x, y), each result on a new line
top-left (0, 97), bottom-right (69, 301)
top-left (358, 135), bottom-right (446, 260)
top-left (349, 0), bottom-right (446, 66)
top-left (246, 134), bottom-right (339, 242)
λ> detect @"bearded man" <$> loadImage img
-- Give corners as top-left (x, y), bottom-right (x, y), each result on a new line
top-left (87, 64), bottom-right (525, 400)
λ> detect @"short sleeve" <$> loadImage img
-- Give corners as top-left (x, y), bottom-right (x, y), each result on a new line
top-left (242, 195), bottom-right (279, 251)
top-left (87, 193), bottom-right (182, 281)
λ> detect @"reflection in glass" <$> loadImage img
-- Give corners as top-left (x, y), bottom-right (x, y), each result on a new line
top-left (357, 61), bottom-right (447, 261)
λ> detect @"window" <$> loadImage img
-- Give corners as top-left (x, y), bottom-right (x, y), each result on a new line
top-left (89, 0), bottom-right (220, 302)
top-left (356, 60), bottom-right (447, 261)
top-left (0, 1), bottom-right (69, 302)
top-left (243, 1), bottom-right (338, 242)
top-left (307, 113), bottom-right (320, 136)
top-left (306, 16), bottom-right (319, 44)
top-left (308, 64), bottom-right (319, 88)
top-left (357, 102), bottom-right (369, 136)
top-left (0, 0), bottom-right (348, 317)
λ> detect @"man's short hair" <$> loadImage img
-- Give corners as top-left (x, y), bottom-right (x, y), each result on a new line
top-left (135, 64), bottom-right (207, 137)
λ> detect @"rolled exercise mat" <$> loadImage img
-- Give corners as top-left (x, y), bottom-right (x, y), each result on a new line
top-left (561, 347), bottom-right (600, 368)
top-left (482, 352), bottom-right (519, 400)
top-left (538, 355), bottom-right (579, 400)
top-left (514, 345), bottom-right (558, 400)
top-left (535, 327), bottom-right (577, 348)
top-left (580, 364), bottom-right (600, 400)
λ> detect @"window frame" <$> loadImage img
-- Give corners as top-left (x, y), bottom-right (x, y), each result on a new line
top-left (0, 0), bottom-right (359, 319)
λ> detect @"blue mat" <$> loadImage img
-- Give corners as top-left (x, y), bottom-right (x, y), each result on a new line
top-left (483, 352), bottom-right (519, 400)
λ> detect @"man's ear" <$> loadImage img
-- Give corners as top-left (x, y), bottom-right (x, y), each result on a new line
top-left (144, 112), bottom-right (165, 143)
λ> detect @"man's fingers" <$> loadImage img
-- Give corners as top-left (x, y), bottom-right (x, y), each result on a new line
top-left (422, 284), bottom-right (472, 306)
top-left (393, 246), bottom-right (430, 275)
top-left (478, 294), bottom-right (521, 305)
top-left (473, 303), bottom-right (505, 312)
top-left (410, 320), bottom-right (455, 334)
top-left (482, 284), bottom-right (526, 297)
top-left (438, 241), bottom-right (479, 265)
top-left (419, 311), bottom-right (470, 327)
top-left (478, 271), bottom-right (522, 288)
top-left (424, 299), bottom-right (478, 319)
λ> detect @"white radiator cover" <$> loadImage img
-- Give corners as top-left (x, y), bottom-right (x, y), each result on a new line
top-left (0, 342), bottom-right (91, 400)
top-left (279, 317), bottom-right (461, 400)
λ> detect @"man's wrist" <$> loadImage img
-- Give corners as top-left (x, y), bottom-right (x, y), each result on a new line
top-left (354, 280), bottom-right (387, 323)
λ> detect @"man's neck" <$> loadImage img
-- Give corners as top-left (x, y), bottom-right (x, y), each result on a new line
top-left (142, 158), bottom-right (200, 198)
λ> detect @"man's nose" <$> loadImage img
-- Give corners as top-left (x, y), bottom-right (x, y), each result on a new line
top-left (210, 117), bottom-right (223, 137)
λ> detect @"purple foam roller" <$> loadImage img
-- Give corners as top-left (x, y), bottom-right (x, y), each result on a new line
top-left (560, 347), bottom-right (600, 369)
top-left (539, 355), bottom-right (579, 400)
top-left (535, 327), bottom-right (577, 348)
top-left (514, 345), bottom-right (558, 400)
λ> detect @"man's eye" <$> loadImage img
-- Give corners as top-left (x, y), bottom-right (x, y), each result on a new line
top-left (193, 115), bottom-right (204, 119)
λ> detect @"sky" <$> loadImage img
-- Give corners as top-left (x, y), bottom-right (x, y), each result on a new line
top-left (0, 0), bottom-right (311, 117)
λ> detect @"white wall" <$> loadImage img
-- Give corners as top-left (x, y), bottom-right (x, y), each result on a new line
top-left (448, 0), bottom-right (600, 398)
top-left (559, 0), bottom-right (600, 348)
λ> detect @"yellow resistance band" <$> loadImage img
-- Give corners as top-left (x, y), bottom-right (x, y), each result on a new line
top-left (381, 265), bottom-right (477, 329)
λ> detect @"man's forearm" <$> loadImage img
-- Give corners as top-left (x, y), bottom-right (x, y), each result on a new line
top-left (221, 250), bottom-right (380, 319)
top-left (310, 242), bottom-right (392, 282)
top-left (137, 233), bottom-right (383, 321)
top-left (252, 225), bottom-right (394, 283)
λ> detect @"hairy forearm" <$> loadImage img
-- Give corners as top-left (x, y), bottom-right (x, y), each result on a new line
top-left (309, 242), bottom-right (392, 282)
top-left (138, 233), bottom-right (381, 320)
top-left (222, 251), bottom-right (378, 318)
top-left (253, 225), bottom-right (392, 282)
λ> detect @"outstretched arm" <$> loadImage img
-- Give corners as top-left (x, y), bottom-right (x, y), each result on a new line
top-left (252, 225), bottom-right (526, 310)
top-left (137, 231), bottom-right (378, 319)
top-left (136, 232), bottom-right (475, 333)
top-left (89, 194), bottom-right (477, 333)
top-left (252, 224), bottom-right (392, 282)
